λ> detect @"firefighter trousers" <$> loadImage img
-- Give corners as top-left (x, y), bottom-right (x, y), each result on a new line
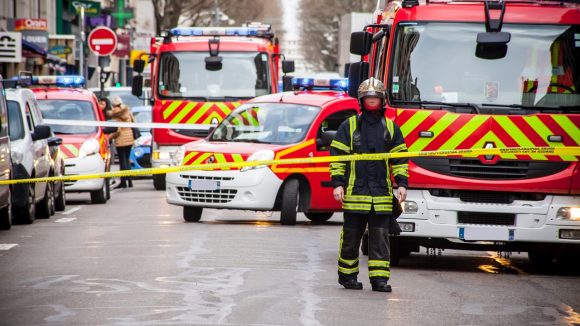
top-left (338, 209), bottom-right (391, 282)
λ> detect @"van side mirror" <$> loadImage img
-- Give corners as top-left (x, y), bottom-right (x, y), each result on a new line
top-left (282, 60), bottom-right (295, 74)
top-left (132, 75), bottom-right (143, 97)
top-left (32, 125), bottom-right (52, 141)
top-left (347, 62), bottom-right (369, 98)
top-left (350, 31), bottom-right (372, 56)
top-left (133, 59), bottom-right (146, 74)
top-left (316, 130), bottom-right (337, 150)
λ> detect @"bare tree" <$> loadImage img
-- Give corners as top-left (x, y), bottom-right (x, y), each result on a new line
top-left (152, 0), bottom-right (212, 34)
top-left (300, 0), bottom-right (375, 72)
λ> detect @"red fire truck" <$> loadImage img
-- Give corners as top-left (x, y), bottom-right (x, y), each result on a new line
top-left (349, 0), bottom-right (579, 266)
top-left (132, 24), bottom-right (294, 190)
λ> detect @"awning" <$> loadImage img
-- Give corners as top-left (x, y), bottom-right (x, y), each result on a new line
top-left (22, 38), bottom-right (47, 57)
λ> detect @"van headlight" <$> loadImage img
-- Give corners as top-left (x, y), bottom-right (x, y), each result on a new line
top-left (172, 146), bottom-right (185, 166)
top-left (556, 207), bottom-right (580, 220)
top-left (78, 138), bottom-right (100, 159)
top-left (240, 150), bottom-right (274, 172)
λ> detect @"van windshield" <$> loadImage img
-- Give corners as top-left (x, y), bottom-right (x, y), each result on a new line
top-left (390, 23), bottom-right (580, 110)
top-left (37, 100), bottom-right (98, 134)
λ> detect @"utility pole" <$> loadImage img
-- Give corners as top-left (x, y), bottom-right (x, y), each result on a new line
top-left (212, 0), bottom-right (220, 27)
top-left (73, 1), bottom-right (90, 78)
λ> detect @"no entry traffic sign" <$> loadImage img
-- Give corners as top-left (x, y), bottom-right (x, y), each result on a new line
top-left (88, 27), bottom-right (117, 56)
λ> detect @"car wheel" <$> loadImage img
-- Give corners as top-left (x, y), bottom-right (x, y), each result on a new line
top-left (14, 184), bottom-right (35, 224)
top-left (280, 179), bottom-right (299, 226)
top-left (90, 180), bottom-right (107, 204)
top-left (183, 206), bottom-right (202, 222)
top-left (0, 189), bottom-right (11, 230)
top-left (105, 178), bottom-right (111, 200)
top-left (37, 181), bottom-right (54, 219)
top-left (55, 181), bottom-right (66, 211)
top-left (153, 174), bottom-right (166, 190)
top-left (305, 212), bottom-right (333, 224)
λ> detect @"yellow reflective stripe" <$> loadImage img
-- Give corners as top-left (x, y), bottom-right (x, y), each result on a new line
top-left (232, 154), bottom-right (244, 162)
top-left (374, 204), bottom-right (393, 211)
top-left (369, 270), bottom-right (391, 278)
top-left (338, 266), bottom-right (359, 274)
top-left (440, 115), bottom-right (489, 150)
top-left (171, 102), bottom-right (196, 123)
top-left (162, 101), bottom-right (182, 119)
top-left (390, 143), bottom-right (407, 153)
top-left (408, 113), bottom-right (459, 152)
top-left (373, 196), bottom-right (391, 204)
top-left (346, 116), bottom-right (357, 196)
top-left (330, 140), bottom-right (351, 153)
top-left (386, 118), bottom-right (394, 140)
top-left (368, 260), bottom-right (390, 268)
top-left (343, 203), bottom-right (372, 211)
top-left (339, 256), bottom-right (359, 266)
top-left (551, 42), bottom-right (559, 92)
top-left (344, 195), bottom-right (373, 203)
top-left (552, 115), bottom-right (580, 145)
top-left (400, 110), bottom-right (432, 137)
top-left (494, 116), bottom-right (546, 160)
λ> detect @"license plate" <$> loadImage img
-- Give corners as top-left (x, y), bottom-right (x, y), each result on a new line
top-left (458, 227), bottom-right (514, 241)
top-left (188, 179), bottom-right (220, 191)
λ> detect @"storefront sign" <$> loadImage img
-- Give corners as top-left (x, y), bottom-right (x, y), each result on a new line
top-left (22, 30), bottom-right (49, 53)
top-left (49, 45), bottom-right (72, 56)
top-left (15, 19), bottom-right (48, 31)
top-left (0, 32), bottom-right (22, 63)
top-left (69, 0), bottom-right (101, 15)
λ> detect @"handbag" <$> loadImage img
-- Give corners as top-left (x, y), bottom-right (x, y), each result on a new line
top-left (132, 127), bottom-right (141, 140)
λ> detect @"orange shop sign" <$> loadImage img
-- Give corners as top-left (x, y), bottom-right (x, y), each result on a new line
top-left (15, 19), bottom-right (48, 31)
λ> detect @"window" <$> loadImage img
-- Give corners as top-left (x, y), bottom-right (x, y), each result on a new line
top-left (316, 109), bottom-right (357, 151)
top-left (7, 101), bottom-right (24, 141)
top-left (37, 100), bottom-right (97, 134)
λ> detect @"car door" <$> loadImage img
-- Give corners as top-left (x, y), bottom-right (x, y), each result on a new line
top-left (0, 81), bottom-right (11, 209)
top-left (29, 96), bottom-right (52, 178)
top-left (25, 100), bottom-right (49, 198)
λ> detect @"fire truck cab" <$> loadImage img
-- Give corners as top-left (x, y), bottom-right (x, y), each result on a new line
top-left (132, 24), bottom-right (295, 190)
top-left (166, 78), bottom-right (358, 225)
top-left (349, 0), bottom-right (580, 266)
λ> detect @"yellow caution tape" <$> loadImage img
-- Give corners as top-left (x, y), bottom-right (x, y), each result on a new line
top-left (1, 146), bottom-right (578, 185)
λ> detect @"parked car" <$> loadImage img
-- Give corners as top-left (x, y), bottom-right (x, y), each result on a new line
top-left (130, 105), bottom-right (152, 170)
top-left (0, 76), bottom-right (13, 230)
top-left (6, 87), bottom-right (54, 223)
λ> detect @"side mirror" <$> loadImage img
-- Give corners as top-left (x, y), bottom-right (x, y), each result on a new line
top-left (282, 60), bottom-right (295, 74)
top-left (350, 31), bottom-right (372, 56)
top-left (347, 62), bottom-right (369, 98)
top-left (132, 75), bottom-right (143, 97)
top-left (32, 125), bottom-right (52, 141)
top-left (205, 56), bottom-right (223, 71)
top-left (133, 59), bottom-right (146, 74)
top-left (47, 136), bottom-right (62, 147)
top-left (316, 130), bottom-right (337, 149)
top-left (282, 75), bottom-right (294, 91)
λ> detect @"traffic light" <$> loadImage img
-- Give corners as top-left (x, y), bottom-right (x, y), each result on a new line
top-left (115, 82), bottom-right (121, 87)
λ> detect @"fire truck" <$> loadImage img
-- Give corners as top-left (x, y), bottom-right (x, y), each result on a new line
top-left (348, 0), bottom-right (579, 266)
top-left (131, 23), bottom-right (294, 190)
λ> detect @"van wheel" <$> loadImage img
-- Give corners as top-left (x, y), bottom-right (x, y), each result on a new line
top-left (90, 181), bottom-right (107, 204)
top-left (183, 206), bottom-right (202, 222)
top-left (305, 212), bottom-right (333, 224)
top-left (0, 189), bottom-right (11, 230)
top-left (14, 184), bottom-right (35, 224)
top-left (37, 182), bottom-right (54, 219)
top-left (105, 178), bottom-right (111, 200)
top-left (55, 181), bottom-right (66, 211)
top-left (280, 179), bottom-right (299, 226)
top-left (153, 174), bottom-right (166, 190)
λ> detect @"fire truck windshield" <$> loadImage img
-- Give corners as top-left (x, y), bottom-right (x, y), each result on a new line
top-left (210, 103), bottom-right (320, 145)
top-left (389, 23), bottom-right (579, 111)
top-left (37, 100), bottom-right (98, 134)
top-left (157, 51), bottom-right (270, 100)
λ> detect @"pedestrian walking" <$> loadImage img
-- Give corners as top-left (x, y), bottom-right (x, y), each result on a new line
top-left (110, 97), bottom-right (135, 188)
top-left (329, 78), bottom-right (409, 292)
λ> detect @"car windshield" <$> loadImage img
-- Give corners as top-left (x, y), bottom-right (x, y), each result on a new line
top-left (390, 23), bottom-right (580, 110)
top-left (37, 100), bottom-right (97, 134)
top-left (210, 103), bottom-right (320, 145)
top-left (158, 51), bottom-right (270, 99)
top-left (133, 109), bottom-right (151, 132)
top-left (7, 101), bottom-right (24, 141)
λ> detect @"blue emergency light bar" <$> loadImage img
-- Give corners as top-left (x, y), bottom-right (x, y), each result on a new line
top-left (292, 77), bottom-right (349, 91)
top-left (31, 75), bottom-right (86, 87)
top-left (170, 26), bottom-right (273, 38)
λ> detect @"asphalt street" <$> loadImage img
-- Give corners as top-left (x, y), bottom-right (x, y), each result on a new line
top-left (0, 179), bottom-right (578, 326)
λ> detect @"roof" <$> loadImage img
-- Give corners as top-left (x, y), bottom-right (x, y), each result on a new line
top-left (31, 87), bottom-right (96, 101)
top-left (250, 90), bottom-right (357, 107)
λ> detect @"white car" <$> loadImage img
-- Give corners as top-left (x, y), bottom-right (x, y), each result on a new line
top-left (6, 88), bottom-right (55, 223)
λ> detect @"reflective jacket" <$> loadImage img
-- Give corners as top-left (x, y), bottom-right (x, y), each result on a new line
top-left (330, 113), bottom-right (408, 215)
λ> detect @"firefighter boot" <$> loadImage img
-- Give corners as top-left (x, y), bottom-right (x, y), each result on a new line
top-left (371, 278), bottom-right (392, 292)
top-left (339, 276), bottom-right (363, 290)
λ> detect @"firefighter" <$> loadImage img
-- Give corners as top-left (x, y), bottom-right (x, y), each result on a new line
top-left (330, 77), bottom-right (408, 292)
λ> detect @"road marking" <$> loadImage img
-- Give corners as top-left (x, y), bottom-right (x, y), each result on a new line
top-left (55, 218), bottom-right (77, 223)
top-left (62, 206), bottom-right (83, 215)
top-left (0, 244), bottom-right (19, 250)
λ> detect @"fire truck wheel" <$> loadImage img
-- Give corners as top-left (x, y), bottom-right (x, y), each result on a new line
top-left (305, 212), bottom-right (333, 224)
top-left (528, 250), bottom-right (556, 270)
top-left (0, 189), bottom-right (11, 230)
top-left (280, 179), bottom-right (299, 226)
top-left (153, 174), bottom-right (166, 190)
top-left (183, 206), bottom-right (203, 222)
